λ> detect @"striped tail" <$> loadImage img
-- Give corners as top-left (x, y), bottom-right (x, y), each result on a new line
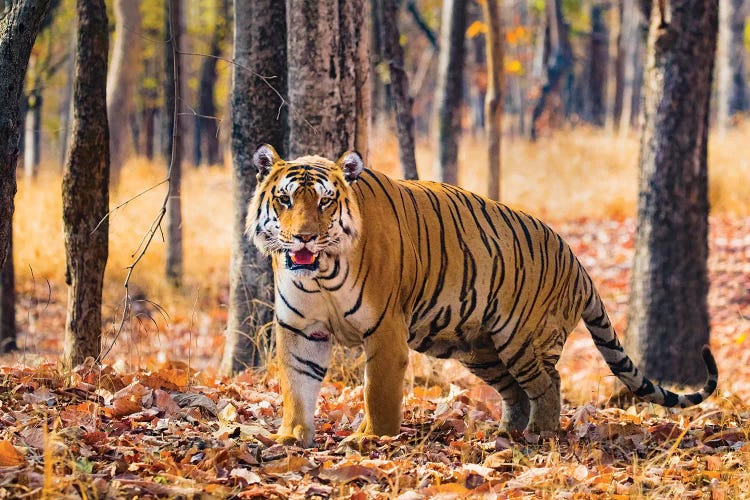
top-left (581, 289), bottom-right (718, 408)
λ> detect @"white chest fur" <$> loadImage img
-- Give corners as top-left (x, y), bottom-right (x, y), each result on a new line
top-left (274, 254), bottom-right (375, 347)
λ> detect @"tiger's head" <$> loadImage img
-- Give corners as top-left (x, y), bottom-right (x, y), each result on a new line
top-left (246, 144), bottom-right (363, 276)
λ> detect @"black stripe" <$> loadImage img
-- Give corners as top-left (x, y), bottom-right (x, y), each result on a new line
top-left (291, 366), bottom-right (324, 382)
top-left (278, 291), bottom-right (304, 318)
top-left (363, 293), bottom-right (392, 338)
top-left (277, 319), bottom-right (328, 342)
top-left (464, 360), bottom-right (502, 370)
top-left (344, 268), bottom-right (369, 317)
top-left (293, 280), bottom-right (321, 293)
top-left (293, 354), bottom-right (327, 378)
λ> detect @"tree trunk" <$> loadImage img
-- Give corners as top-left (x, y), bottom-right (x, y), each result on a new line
top-left (468, 33), bottom-right (486, 136)
top-left (59, 29), bottom-right (76, 167)
top-left (143, 107), bottom-right (156, 160)
top-left (287, 0), bottom-right (371, 160)
top-left (0, 0), bottom-right (52, 269)
top-left (370, 0), bottom-right (388, 126)
top-left (716, 0), bottom-right (746, 131)
top-left (194, 46), bottom-right (219, 166)
top-left (62, 0), bottom-right (110, 368)
top-left (382, 0), bottom-right (418, 180)
top-left (0, 225), bottom-right (16, 352)
top-left (23, 87), bottom-right (42, 178)
top-left (530, 0), bottom-right (572, 140)
top-left (618, 0), bottom-right (646, 132)
top-left (434, 0), bottom-right (467, 184)
top-left (584, 3), bottom-right (608, 127)
top-left (107, 0), bottom-right (141, 181)
top-left (164, 0), bottom-right (183, 288)
top-left (483, 0), bottom-right (503, 200)
top-left (220, 0), bottom-right (288, 374)
top-left (626, 0), bottom-right (718, 385)
top-left (610, 0), bottom-right (625, 129)
top-left (194, 0), bottom-right (226, 166)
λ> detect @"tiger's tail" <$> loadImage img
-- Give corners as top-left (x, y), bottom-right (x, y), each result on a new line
top-left (581, 287), bottom-right (718, 408)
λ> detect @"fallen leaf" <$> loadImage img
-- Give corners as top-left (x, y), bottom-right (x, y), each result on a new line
top-left (262, 454), bottom-right (313, 474)
top-left (173, 392), bottom-right (218, 416)
top-left (318, 464), bottom-right (382, 484)
top-left (111, 382), bottom-right (149, 417)
top-left (0, 440), bottom-right (26, 467)
top-left (229, 468), bottom-right (261, 485)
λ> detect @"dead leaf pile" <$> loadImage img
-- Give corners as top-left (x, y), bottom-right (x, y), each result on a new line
top-left (0, 216), bottom-right (747, 498)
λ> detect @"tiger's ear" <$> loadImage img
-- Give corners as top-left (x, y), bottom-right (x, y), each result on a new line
top-left (253, 144), bottom-right (281, 181)
top-left (336, 151), bottom-right (364, 183)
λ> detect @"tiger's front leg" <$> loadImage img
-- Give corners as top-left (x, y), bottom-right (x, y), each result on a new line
top-left (356, 319), bottom-right (410, 437)
top-left (275, 321), bottom-right (332, 447)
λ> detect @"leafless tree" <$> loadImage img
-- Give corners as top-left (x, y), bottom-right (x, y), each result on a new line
top-left (483, 0), bottom-right (503, 200)
top-left (626, 0), bottom-right (718, 384)
top-left (716, 0), bottom-right (746, 132)
top-left (381, 0), bottom-right (418, 180)
top-left (287, 0), bottom-right (371, 159)
top-left (62, 0), bottom-right (110, 368)
top-left (163, 0), bottom-right (183, 287)
top-left (434, 0), bottom-right (467, 184)
top-left (107, 0), bottom-right (142, 180)
top-left (220, 0), bottom-right (287, 373)
top-left (0, 0), bottom-right (53, 269)
top-left (0, 228), bottom-right (16, 352)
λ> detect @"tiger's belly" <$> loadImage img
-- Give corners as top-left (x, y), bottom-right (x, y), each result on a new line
top-left (407, 316), bottom-right (491, 358)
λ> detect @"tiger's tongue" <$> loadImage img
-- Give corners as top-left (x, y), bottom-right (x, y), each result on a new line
top-left (290, 248), bottom-right (316, 265)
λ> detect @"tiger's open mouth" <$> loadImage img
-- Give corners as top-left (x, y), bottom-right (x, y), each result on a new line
top-left (286, 248), bottom-right (320, 271)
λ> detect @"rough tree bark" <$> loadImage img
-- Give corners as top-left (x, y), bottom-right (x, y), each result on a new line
top-left (220, 0), bottom-right (287, 374)
top-left (107, 0), bottom-right (141, 181)
top-left (62, 0), bottom-right (109, 368)
top-left (164, 0), bottom-right (183, 287)
top-left (59, 30), bottom-right (76, 166)
top-left (716, 0), bottom-right (746, 132)
top-left (0, 227), bottom-right (16, 352)
top-left (381, 0), bottom-right (418, 180)
top-left (287, 0), bottom-right (370, 160)
top-left (483, 0), bottom-right (503, 200)
top-left (626, 0), bottom-right (718, 385)
top-left (0, 0), bottom-right (53, 269)
top-left (434, 0), bottom-right (467, 184)
top-left (584, 3), bottom-right (608, 127)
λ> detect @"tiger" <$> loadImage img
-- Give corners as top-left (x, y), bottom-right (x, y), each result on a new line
top-left (247, 144), bottom-right (718, 448)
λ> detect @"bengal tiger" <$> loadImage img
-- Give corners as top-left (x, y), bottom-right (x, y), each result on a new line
top-left (247, 144), bottom-right (718, 447)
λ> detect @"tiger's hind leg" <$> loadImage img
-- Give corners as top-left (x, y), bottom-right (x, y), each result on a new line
top-left (496, 342), bottom-right (561, 434)
top-left (462, 355), bottom-right (530, 432)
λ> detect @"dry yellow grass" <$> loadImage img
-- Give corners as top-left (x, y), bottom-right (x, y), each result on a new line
top-left (14, 158), bottom-right (232, 307)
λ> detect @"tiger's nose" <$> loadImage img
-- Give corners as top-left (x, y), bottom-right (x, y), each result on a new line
top-left (294, 233), bottom-right (317, 243)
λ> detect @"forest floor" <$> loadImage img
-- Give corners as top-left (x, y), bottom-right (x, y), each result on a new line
top-left (2, 130), bottom-right (750, 498)
top-left (1, 216), bottom-right (748, 498)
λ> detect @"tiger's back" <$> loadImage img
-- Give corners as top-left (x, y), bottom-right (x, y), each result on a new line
top-left (354, 172), bottom-right (584, 361)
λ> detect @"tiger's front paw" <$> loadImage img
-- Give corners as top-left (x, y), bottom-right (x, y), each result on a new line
top-left (274, 424), bottom-right (314, 448)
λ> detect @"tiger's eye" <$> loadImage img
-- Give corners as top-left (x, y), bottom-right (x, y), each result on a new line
top-left (278, 194), bottom-right (291, 206)
top-left (320, 197), bottom-right (333, 208)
